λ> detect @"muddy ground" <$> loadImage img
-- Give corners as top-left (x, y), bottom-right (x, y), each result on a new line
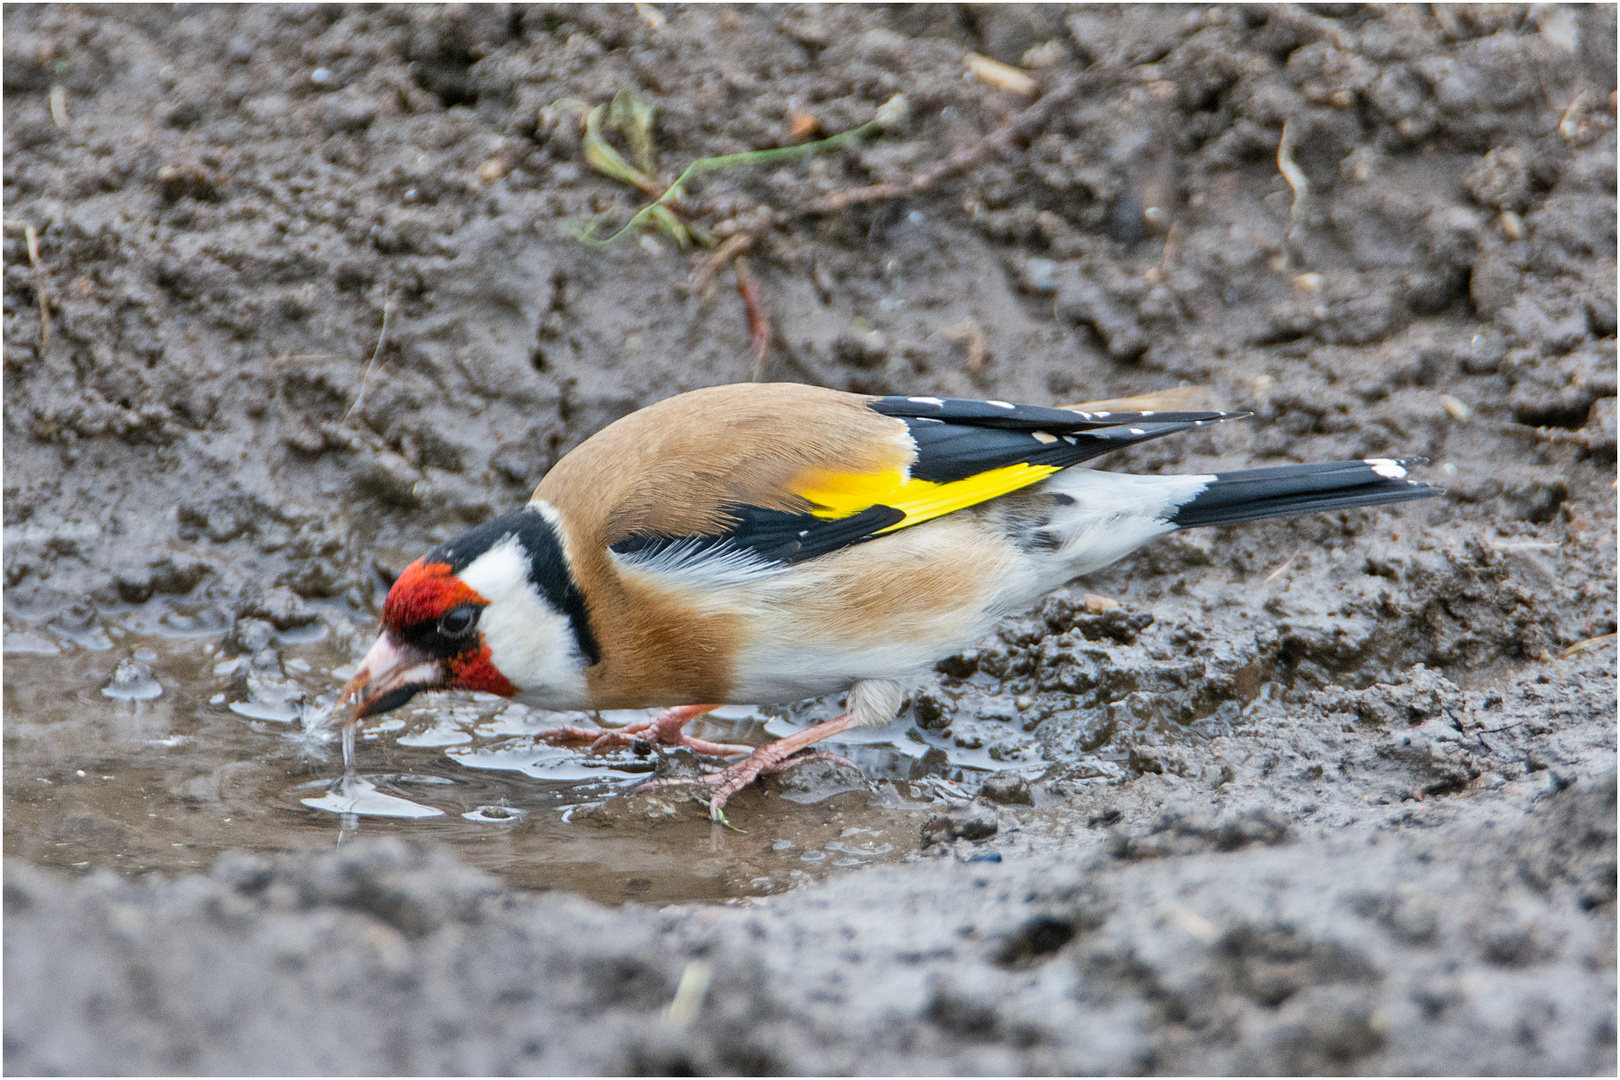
top-left (3, 4), bottom-right (1616, 1075)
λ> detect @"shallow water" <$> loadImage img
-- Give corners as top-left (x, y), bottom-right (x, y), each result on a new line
top-left (3, 598), bottom-right (1045, 904)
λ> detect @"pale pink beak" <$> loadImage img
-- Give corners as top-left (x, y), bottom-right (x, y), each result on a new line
top-left (335, 633), bottom-right (446, 726)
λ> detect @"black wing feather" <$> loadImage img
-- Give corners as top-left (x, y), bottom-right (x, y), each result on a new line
top-left (610, 395), bottom-right (1244, 568)
top-left (903, 414), bottom-right (1234, 483)
top-left (612, 503), bottom-right (906, 565)
top-left (869, 394), bottom-right (1236, 430)
top-left (878, 397), bottom-right (1243, 484)
top-left (1169, 459), bottom-right (1439, 528)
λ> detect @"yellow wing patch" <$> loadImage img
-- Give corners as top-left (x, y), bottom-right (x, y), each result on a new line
top-left (792, 462), bottom-right (1062, 534)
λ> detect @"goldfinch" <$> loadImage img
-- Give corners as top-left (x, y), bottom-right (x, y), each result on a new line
top-left (337, 383), bottom-right (1438, 819)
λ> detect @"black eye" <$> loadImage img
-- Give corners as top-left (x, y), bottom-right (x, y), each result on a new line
top-left (438, 605), bottom-right (479, 638)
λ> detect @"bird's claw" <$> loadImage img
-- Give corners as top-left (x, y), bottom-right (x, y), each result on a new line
top-left (700, 798), bottom-right (745, 831)
top-left (636, 746), bottom-right (846, 823)
top-left (537, 705), bottom-right (750, 759)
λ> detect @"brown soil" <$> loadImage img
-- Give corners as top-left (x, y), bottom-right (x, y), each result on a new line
top-left (4, 5), bottom-right (1615, 1074)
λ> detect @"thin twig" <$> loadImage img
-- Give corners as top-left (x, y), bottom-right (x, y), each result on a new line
top-left (805, 72), bottom-right (1093, 215)
top-left (732, 255), bottom-right (770, 380)
top-left (1561, 632), bottom-right (1616, 659)
top-left (1277, 118), bottom-right (1308, 271)
top-left (4, 220), bottom-right (52, 352)
top-left (344, 289), bottom-right (394, 424)
top-left (25, 224), bottom-right (49, 352)
top-left (691, 232), bottom-right (755, 297)
top-left (1262, 547), bottom-right (1301, 584)
top-left (1145, 219), bottom-right (1183, 285)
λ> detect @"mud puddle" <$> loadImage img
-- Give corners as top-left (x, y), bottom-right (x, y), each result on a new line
top-left (2, 597), bottom-right (1042, 904)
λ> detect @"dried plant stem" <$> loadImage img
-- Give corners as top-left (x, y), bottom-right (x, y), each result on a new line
top-left (344, 289), bottom-right (394, 424)
top-left (806, 72), bottom-right (1091, 214)
top-left (4, 220), bottom-right (51, 351)
top-left (732, 255), bottom-right (770, 379)
top-left (25, 224), bottom-right (48, 351)
top-left (1563, 633), bottom-right (1616, 659)
top-left (691, 233), bottom-right (755, 297)
top-left (1277, 118), bottom-right (1309, 271)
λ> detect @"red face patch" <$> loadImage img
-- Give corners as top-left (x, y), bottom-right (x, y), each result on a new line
top-left (382, 558), bottom-right (486, 630)
top-left (379, 559), bottom-right (517, 698)
top-left (448, 644), bottom-right (517, 697)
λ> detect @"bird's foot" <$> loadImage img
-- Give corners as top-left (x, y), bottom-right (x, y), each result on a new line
top-left (636, 713), bottom-right (859, 822)
top-left (538, 704), bottom-right (749, 758)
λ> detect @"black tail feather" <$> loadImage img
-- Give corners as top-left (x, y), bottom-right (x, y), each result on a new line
top-left (1169, 459), bottom-right (1441, 529)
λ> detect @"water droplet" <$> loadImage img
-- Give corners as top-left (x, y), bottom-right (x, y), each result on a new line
top-left (102, 658), bottom-right (162, 700)
top-left (3, 630), bottom-right (60, 655)
top-left (464, 804), bottom-right (526, 823)
top-left (299, 774), bottom-right (443, 819)
top-left (228, 699), bottom-right (300, 722)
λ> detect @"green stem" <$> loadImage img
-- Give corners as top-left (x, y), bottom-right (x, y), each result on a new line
top-left (578, 118), bottom-right (883, 249)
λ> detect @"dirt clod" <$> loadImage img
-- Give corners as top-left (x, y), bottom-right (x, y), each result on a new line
top-left (3, 5), bottom-right (1613, 1075)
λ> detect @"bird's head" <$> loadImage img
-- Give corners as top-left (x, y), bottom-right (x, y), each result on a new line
top-left (337, 504), bottom-right (599, 725)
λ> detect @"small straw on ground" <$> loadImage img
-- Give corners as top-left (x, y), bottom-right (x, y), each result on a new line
top-left (1277, 118), bottom-right (1309, 271)
top-left (3, 220), bottom-right (51, 351)
top-left (805, 71), bottom-right (1098, 214)
top-left (344, 289), bottom-right (394, 424)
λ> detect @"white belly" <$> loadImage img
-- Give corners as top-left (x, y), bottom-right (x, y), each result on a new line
top-left (717, 513), bottom-right (1035, 703)
top-left (601, 470), bottom-right (1211, 710)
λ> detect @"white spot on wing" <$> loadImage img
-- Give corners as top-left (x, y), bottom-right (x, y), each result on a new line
top-left (1032, 431), bottom-right (1057, 444)
top-left (1128, 427), bottom-right (1146, 435)
top-left (907, 396), bottom-right (944, 406)
top-left (1365, 458), bottom-right (1407, 479)
top-left (986, 400), bottom-right (1014, 409)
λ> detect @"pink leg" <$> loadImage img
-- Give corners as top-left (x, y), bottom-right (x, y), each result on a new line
top-left (639, 713), bottom-right (860, 822)
top-left (537, 704), bottom-right (752, 757)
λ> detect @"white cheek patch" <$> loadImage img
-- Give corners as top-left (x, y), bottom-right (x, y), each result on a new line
top-left (457, 535), bottom-right (529, 602)
top-left (458, 537), bottom-right (589, 706)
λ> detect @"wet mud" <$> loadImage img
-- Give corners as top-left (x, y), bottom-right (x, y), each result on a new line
top-left (4, 4), bottom-right (1615, 1074)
